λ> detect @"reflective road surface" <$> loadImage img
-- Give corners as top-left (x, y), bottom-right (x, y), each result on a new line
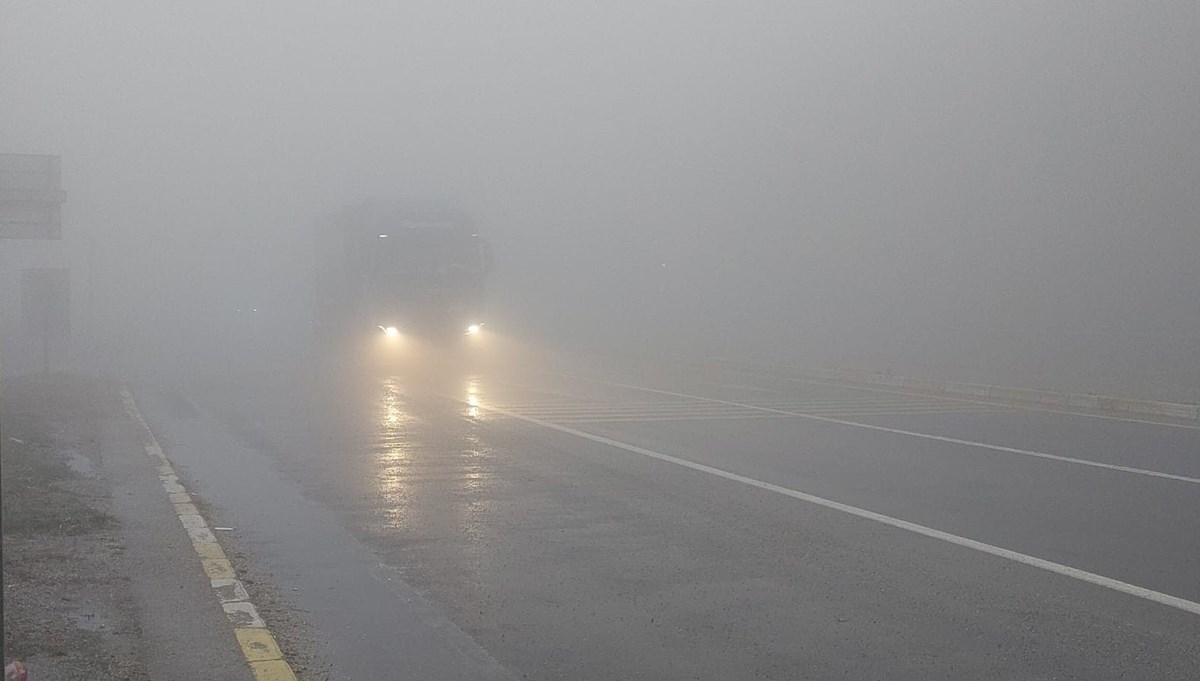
top-left (132, 339), bottom-right (1200, 679)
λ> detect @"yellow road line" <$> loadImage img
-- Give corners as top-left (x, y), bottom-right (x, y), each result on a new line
top-left (249, 660), bottom-right (299, 681)
top-left (236, 628), bottom-right (285, 662)
top-left (203, 559), bottom-right (237, 581)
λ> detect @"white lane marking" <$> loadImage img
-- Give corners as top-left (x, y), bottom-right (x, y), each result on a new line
top-left (212, 578), bottom-right (251, 603)
top-left (547, 374), bottom-right (1200, 486)
top-left (179, 514), bottom-right (209, 530)
top-left (485, 403), bottom-right (1200, 617)
top-left (738, 369), bottom-right (1200, 431)
top-left (223, 601), bottom-right (267, 628)
top-left (187, 526), bottom-right (219, 543)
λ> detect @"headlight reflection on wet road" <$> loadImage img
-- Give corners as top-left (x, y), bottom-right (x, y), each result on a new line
top-left (369, 374), bottom-right (497, 553)
top-left (375, 378), bottom-right (418, 512)
top-left (465, 376), bottom-right (483, 420)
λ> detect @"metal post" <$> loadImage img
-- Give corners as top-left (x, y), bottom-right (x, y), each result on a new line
top-left (1, 366), bottom-right (5, 668)
top-left (42, 311), bottom-right (50, 375)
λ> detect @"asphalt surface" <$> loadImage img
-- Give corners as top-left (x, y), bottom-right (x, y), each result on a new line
top-left (103, 397), bottom-right (258, 681)
top-left (132, 339), bottom-right (1200, 679)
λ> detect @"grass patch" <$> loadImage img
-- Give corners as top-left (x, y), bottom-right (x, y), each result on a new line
top-left (2, 435), bottom-right (111, 537)
top-left (2, 375), bottom-right (114, 537)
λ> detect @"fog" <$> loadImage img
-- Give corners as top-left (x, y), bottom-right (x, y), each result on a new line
top-left (3, 2), bottom-right (1197, 399)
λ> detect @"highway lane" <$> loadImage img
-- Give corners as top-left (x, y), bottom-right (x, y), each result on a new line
top-left (134, 346), bottom-right (1200, 679)
top-left (497, 366), bottom-right (1200, 597)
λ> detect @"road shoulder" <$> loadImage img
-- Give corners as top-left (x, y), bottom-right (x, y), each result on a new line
top-left (1, 374), bottom-right (255, 680)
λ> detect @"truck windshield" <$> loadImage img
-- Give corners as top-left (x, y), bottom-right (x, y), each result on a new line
top-left (369, 232), bottom-right (479, 288)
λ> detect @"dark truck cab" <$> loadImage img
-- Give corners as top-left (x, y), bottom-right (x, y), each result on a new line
top-left (313, 201), bottom-right (493, 346)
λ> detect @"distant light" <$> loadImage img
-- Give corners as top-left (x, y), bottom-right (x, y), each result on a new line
top-left (379, 325), bottom-right (400, 336)
top-left (465, 324), bottom-right (482, 335)
top-left (661, 263), bottom-right (667, 267)
top-left (378, 234), bottom-right (389, 238)
top-left (252, 308), bottom-right (258, 312)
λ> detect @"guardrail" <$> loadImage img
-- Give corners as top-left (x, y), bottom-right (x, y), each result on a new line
top-left (794, 367), bottom-right (1199, 422)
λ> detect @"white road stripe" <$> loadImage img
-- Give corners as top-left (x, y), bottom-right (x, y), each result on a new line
top-left (549, 374), bottom-right (1200, 486)
top-left (486, 403), bottom-right (1200, 618)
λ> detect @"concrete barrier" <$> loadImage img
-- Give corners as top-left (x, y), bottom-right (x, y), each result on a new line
top-left (835, 369), bottom-right (871, 383)
top-left (807, 368), bottom-right (840, 381)
top-left (851, 372), bottom-right (897, 387)
top-left (902, 377), bottom-right (947, 394)
top-left (988, 387), bottom-right (1069, 406)
top-left (1114, 399), bottom-right (1200, 420)
top-left (944, 382), bottom-right (991, 398)
top-left (770, 360), bottom-right (1197, 422)
top-left (811, 368), bottom-right (1197, 422)
top-left (1066, 394), bottom-right (1100, 409)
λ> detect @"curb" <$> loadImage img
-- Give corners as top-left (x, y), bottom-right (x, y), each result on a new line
top-left (795, 367), bottom-right (1200, 423)
top-left (120, 388), bottom-right (300, 681)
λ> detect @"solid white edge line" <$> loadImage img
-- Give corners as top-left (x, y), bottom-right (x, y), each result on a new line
top-left (549, 373), bottom-right (1200, 486)
top-left (487, 403), bottom-right (1200, 618)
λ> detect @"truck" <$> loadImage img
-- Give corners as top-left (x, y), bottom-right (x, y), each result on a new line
top-left (313, 200), bottom-right (493, 347)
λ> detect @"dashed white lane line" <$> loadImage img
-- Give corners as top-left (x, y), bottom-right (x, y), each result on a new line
top-left (120, 388), bottom-right (299, 681)
top-left (483, 402), bottom-right (1200, 618)
top-left (545, 373), bottom-right (1200, 486)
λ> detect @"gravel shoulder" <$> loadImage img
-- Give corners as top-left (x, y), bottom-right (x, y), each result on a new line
top-left (2, 374), bottom-right (147, 680)
top-left (3, 374), bottom-right (315, 680)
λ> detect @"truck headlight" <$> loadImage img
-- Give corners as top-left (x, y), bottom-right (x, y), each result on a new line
top-left (379, 325), bottom-right (400, 336)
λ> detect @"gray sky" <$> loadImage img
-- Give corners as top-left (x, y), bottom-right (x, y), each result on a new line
top-left (3, 2), bottom-right (1197, 389)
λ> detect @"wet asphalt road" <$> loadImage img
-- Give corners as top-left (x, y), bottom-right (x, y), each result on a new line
top-left (135, 341), bottom-right (1200, 679)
